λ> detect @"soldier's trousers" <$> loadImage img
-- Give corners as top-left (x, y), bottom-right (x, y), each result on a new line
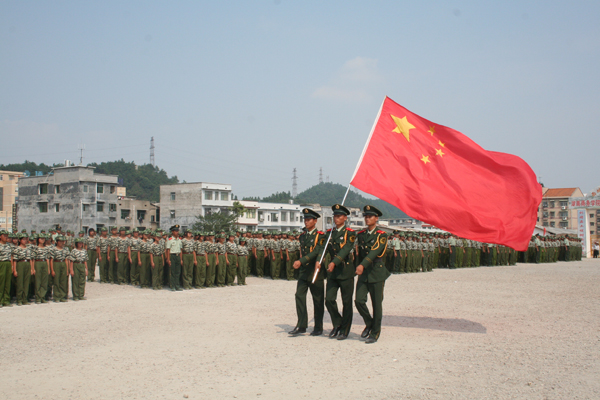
top-left (182, 254), bottom-right (194, 289)
top-left (255, 250), bottom-right (265, 277)
top-left (71, 262), bottom-right (86, 300)
top-left (0, 261), bottom-right (12, 305)
top-left (393, 254), bottom-right (402, 273)
top-left (449, 247), bottom-right (457, 268)
top-left (130, 252), bottom-right (140, 286)
top-left (34, 261), bottom-right (49, 302)
top-left (422, 253), bottom-right (429, 272)
top-left (287, 253), bottom-right (296, 280)
top-left (194, 255), bottom-right (207, 288)
top-left (227, 254), bottom-right (237, 285)
top-left (152, 255), bottom-right (163, 290)
top-left (87, 250), bottom-right (97, 281)
top-left (215, 254), bottom-right (226, 286)
top-left (535, 249), bottom-right (541, 263)
top-left (139, 253), bottom-right (151, 288)
top-left (237, 255), bottom-right (247, 285)
top-left (355, 279), bottom-right (385, 340)
top-left (117, 253), bottom-right (128, 284)
top-left (170, 254), bottom-right (182, 290)
top-left (108, 254), bottom-right (117, 283)
top-left (53, 261), bottom-right (68, 302)
top-left (206, 254), bottom-right (216, 287)
top-left (16, 261), bottom-right (31, 304)
top-left (99, 252), bottom-right (110, 283)
top-left (271, 253), bottom-right (281, 280)
top-left (294, 278), bottom-right (324, 330)
top-left (326, 277), bottom-right (354, 335)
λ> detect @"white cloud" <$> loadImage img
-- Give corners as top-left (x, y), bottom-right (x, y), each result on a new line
top-left (312, 57), bottom-right (383, 103)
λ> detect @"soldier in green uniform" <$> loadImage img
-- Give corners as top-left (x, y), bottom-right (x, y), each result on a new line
top-left (225, 233), bottom-right (238, 285)
top-left (165, 225), bottom-right (183, 291)
top-left (86, 228), bottom-right (98, 282)
top-left (69, 238), bottom-right (88, 300)
top-left (289, 208), bottom-right (325, 336)
top-left (194, 233), bottom-right (208, 288)
top-left (236, 237), bottom-right (249, 285)
top-left (129, 229), bottom-right (142, 286)
top-left (354, 205), bottom-right (390, 344)
top-left (50, 236), bottom-right (70, 302)
top-left (107, 226), bottom-right (119, 283)
top-left (116, 227), bottom-right (131, 285)
top-left (149, 231), bottom-right (163, 290)
top-left (181, 230), bottom-right (196, 289)
top-left (0, 231), bottom-right (12, 306)
top-left (215, 234), bottom-right (227, 287)
top-left (32, 235), bottom-right (51, 303)
top-left (317, 204), bottom-right (356, 340)
top-left (96, 228), bottom-right (110, 283)
top-left (253, 232), bottom-right (266, 278)
top-left (139, 230), bottom-right (153, 288)
top-left (12, 234), bottom-right (33, 305)
top-left (205, 233), bottom-right (217, 287)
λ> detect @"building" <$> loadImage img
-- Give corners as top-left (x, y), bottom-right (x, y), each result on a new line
top-left (16, 165), bottom-right (119, 233)
top-left (237, 200), bottom-right (303, 232)
top-left (567, 186), bottom-right (600, 257)
top-left (159, 182), bottom-right (232, 231)
top-left (538, 187), bottom-right (583, 230)
top-left (0, 170), bottom-right (24, 231)
top-left (115, 197), bottom-right (159, 231)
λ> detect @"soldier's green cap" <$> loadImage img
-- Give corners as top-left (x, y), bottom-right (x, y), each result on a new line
top-left (363, 205), bottom-right (382, 217)
top-left (302, 208), bottom-right (320, 220)
top-left (79, 230), bottom-right (84, 234)
top-left (41, 230), bottom-right (47, 233)
top-left (125, 230), bottom-right (131, 235)
top-left (132, 228), bottom-right (139, 233)
top-left (75, 237), bottom-right (85, 243)
top-left (332, 203), bottom-right (350, 216)
top-left (119, 227), bottom-right (126, 232)
top-left (100, 227), bottom-right (108, 232)
top-left (55, 235), bottom-right (66, 242)
top-left (156, 228), bottom-right (164, 232)
top-left (239, 237), bottom-right (247, 242)
top-left (21, 229), bottom-right (27, 233)
top-left (170, 225), bottom-right (180, 232)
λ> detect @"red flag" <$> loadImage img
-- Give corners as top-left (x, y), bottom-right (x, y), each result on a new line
top-left (350, 97), bottom-right (542, 251)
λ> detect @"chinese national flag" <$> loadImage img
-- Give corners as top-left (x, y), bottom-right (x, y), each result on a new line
top-left (350, 97), bottom-right (542, 251)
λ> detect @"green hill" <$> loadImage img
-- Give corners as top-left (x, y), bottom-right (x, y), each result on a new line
top-left (244, 182), bottom-right (409, 219)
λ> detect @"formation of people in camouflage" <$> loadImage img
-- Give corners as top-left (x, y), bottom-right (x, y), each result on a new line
top-left (0, 220), bottom-right (583, 308)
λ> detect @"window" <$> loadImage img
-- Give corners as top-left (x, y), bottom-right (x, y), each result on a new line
top-left (205, 191), bottom-right (213, 200)
top-left (151, 215), bottom-right (155, 222)
top-left (271, 213), bottom-right (278, 222)
top-left (326, 217), bottom-right (333, 225)
top-left (82, 204), bottom-right (89, 211)
top-left (121, 210), bottom-right (131, 219)
top-left (549, 201), bottom-right (555, 208)
top-left (97, 203), bottom-right (104, 212)
top-left (591, 222), bottom-right (595, 227)
top-left (38, 202), bottom-right (48, 213)
top-left (542, 222), bottom-right (548, 227)
top-left (137, 210), bottom-right (146, 221)
top-left (542, 212), bottom-right (548, 218)
top-left (560, 201), bottom-right (568, 207)
top-left (0, 175), bottom-right (3, 181)
top-left (559, 221), bottom-right (568, 228)
top-left (281, 212), bottom-right (287, 222)
top-left (170, 210), bottom-right (175, 218)
top-left (83, 185), bottom-right (88, 193)
top-left (110, 186), bottom-right (116, 194)
top-left (258, 211), bottom-right (264, 221)
top-left (591, 214), bottom-right (595, 218)
top-left (170, 192), bottom-right (176, 201)
top-left (246, 209), bottom-right (256, 219)
top-left (290, 212), bottom-right (295, 221)
top-left (97, 183), bottom-right (104, 194)
top-left (542, 201), bottom-right (548, 207)
top-left (39, 184), bottom-right (48, 194)
top-left (55, 204), bottom-right (60, 212)
top-left (220, 192), bottom-right (228, 201)
top-left (54, 185), bottom-right (60, 194)
top-left (0, 217), bottom-right (5, 224)
top-left (550, 222), bottom-right (555, 227)
top-left (109, 203), bottom-right (117, 212)
top-left (550, 212), bottom-right (555, 218)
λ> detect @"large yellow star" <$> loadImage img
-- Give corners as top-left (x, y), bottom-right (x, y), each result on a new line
top-left (428, 126), bottom-right (435, 136)
top-left (421, 155), bottom-right (430, 164)
top-left (436, 149), bottom-right (445, 157)
top-left (391, 114), bottom-right (415, 142)
top-left (438, 140), bottom-right (445, 147)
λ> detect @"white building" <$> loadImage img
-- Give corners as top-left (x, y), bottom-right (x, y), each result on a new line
top-left (159, 182), bottom-right (233, 230)
top-left (238, 200), bottom-right (304, 232)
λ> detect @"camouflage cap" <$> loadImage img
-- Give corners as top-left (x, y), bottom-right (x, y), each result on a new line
top-left (100, 227), bottom-right (108, 232)
top-left (55, 235), bottom-right (66, 242)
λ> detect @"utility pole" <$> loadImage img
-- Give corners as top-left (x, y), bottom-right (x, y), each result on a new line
top-left (150, 137), bottom-right (155, 167)
top-left (319, 167), bottom-right (323, 184)
top-left (292, 168), bottom-right (298, 198)
top-left (78, 144), bottom-right (85, 165)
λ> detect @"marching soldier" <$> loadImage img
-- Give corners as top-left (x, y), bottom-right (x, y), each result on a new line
top-left (354, 205), bottom-right (390, 344)
top-left (289, 208), bottom-right (325, 336)
top-left (317, 204), bottom-right (356, 341)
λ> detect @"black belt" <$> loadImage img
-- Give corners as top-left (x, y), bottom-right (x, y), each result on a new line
top-left (182, 252), bottom-right (193, 254)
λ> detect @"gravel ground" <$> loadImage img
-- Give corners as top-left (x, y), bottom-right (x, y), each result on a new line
top-left (1, 259), bottom-right (599, 400)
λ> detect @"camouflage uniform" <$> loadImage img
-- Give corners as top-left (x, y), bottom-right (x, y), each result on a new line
top-left (225, 239), bottom-right (238, 285)
top-left (51, 245), bottom-right (70, 302)
top-left (68, 248), bottom-right (88, 300)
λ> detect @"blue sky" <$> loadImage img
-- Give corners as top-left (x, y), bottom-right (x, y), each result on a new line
top-left (1, 1), bottom-right (599, 199)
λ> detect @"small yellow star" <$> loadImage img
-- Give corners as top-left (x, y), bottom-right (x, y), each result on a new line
top-left (438, 140), bottom-right (445, 147)
top-left (436, 149), bottom-right (445, 157)
top-left (391, 114), bottom-right (415, 142)
top-left (428, 126), bottom-right (435, 136)
top-left (421, 155), bottom-right (430, 164)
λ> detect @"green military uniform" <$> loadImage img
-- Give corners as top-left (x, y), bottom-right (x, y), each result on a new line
top-left (0, 232), bottom-right (12, 306)
top-left (355, 205), bottom-right (390, 344)
top-left (253, 235), bottom-right (266, 277)
top-left (150, 233), bottom-right (165, 290)
top-left (86, 232), bottom-right (98, 282)
top-left (236, 238), bottom-right (249, 285)
top-left (116, 229), bottom-right (131, 285)
top-left (319, 204), bottom-right (356, 340)
top-left (181, 233), bottom-right (196, 289)
top-left (129, 231), bottom-right (142, 286)
top-left (194, 238), bottom-right (208, 288)
top-left (107, 229), bottom-right (119, 283)
top-left (51, 237), bottom-right (70, 302)
top-left (12, 242), bottom-right (32, 305)
top-left (225, 237), bottom-right (238, 285)
top-left (139, 234), bottom-right (153, 288)
top-left (166, 226), bottom-right (183, 291)
top-left (215, 236), bottom-right (227, 287)
top-left (289, 208), bottom-right (325, 336)
top-left (68, 241), bottom-right (88, 300)
top-left (96, 229), bottom-right (110, 283)
top-left (205, 235), bottom-right (217, 287)
top-left (32, 244), bottom-right (51, 303)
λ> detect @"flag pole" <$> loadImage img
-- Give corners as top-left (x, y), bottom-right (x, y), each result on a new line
top-left (310, 97), bottom-right (387, 284)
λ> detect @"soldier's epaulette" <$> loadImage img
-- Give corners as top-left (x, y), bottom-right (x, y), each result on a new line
top-left (357, 229), bottom-right (366, 234)
top-left (327, 229), bottom-right (332, 232)
top-left (346, 227), bottom-right (355, 232)
top-left (377, 230), bottom-right (386, 234)
top-left (317, 231), bottom-right (324, 235)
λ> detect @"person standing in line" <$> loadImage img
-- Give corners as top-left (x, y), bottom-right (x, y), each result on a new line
top-left (165, 226), bottom-right (183, 291)
top-left (86, 229), bottom-right (98, 282)
top-left (50, 236), bottom-right (70, 302)
top-left (181, 230), bottom-right (196, 290)
top-left (225, 233), bottom-right (238, 285)
top-left (12, 234), bottom-right (33, 306)
top-left (68, 238), bottom-right (88, 301)
top-left (236, 237), bottom-right (249, 286)
top-left (0, 230), bottom-right (13, 307)
top-left (32, 235), bottom-right (51, 304)
top-left (129, 229), bottom-right (142, 286)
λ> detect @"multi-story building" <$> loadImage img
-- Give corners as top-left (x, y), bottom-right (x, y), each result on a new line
top-left (538, 187), bottom-right (583, 230)
top-left (159, 182), bottom-right (232, 231)
top-left (567, 186), bottom-right (600, 257)
top-left (0, 170), bottom-right (24, 231)
top-left (16, 165), bottom-right (120, 233)
top-left (115, 197), bottom-right (159, 231)
top-left (238, 200), bottom-right (304, 232)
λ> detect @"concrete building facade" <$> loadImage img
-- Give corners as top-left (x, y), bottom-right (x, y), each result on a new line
top-left (16, 166), bottom-right (119, 233)
top-left (115, 197), bottom-right (159, 231)
top-left (237, 200), bottom-right (304, 232)
top-left (0, 170), bottom-right (24, 231)
top-left (159, 182), bottom-right (232, 231)
top-left (538, 187), bottom-right (583, 230)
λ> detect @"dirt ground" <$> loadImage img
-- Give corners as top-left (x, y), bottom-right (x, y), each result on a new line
top-left (1, 259), bottom-right (599, 400)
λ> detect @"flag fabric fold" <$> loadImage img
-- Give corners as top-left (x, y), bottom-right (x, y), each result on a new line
top-left (350, 96), bottom-right (542, 251)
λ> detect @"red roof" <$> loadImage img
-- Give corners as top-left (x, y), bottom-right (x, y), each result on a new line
top-left (543, 188), bottom-right (579, 198)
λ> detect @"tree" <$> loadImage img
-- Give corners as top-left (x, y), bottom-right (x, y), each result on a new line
top-left (192, 211), bottom-right (238, 233)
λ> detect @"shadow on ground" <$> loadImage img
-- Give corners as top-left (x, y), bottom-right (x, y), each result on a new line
top-left (383, 315), bottom-right (487, 334)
